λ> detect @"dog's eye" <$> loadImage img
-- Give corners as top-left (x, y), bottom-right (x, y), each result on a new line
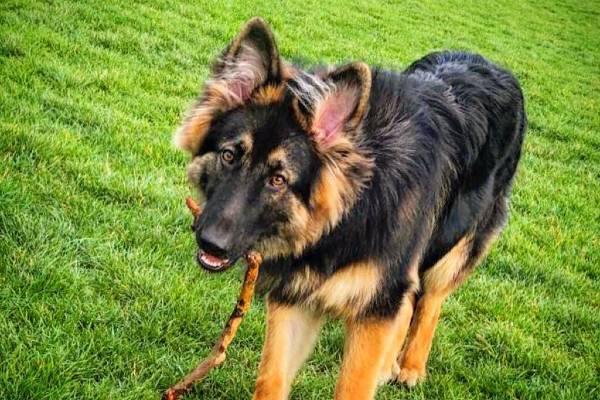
top-left (220, 149), bottom-right (235, 164)
top-left (268, 174), bottom-right (287, 189)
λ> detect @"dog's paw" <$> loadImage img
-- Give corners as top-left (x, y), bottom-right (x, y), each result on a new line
top-left (397, 366), bottom-right (426, 388)
top-left (379, 359), bottom-right (401, 385)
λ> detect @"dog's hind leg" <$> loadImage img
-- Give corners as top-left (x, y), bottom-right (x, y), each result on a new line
top-left (397, 199), bottom-right (507, 387)
top-left (397, 289), bottom-right (448, 387)
top-left (253, 299), bottom-right (323, 400)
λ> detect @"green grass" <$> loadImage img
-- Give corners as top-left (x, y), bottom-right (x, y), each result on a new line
top-left (1, 0), bottom-right (598, 399)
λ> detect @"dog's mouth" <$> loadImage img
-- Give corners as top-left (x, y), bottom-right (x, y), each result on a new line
top-left (196, 249), bottom-right (234, 272)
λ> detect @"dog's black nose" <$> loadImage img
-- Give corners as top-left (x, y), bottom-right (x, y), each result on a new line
top-left (198, 226), bottom-right (231, 257)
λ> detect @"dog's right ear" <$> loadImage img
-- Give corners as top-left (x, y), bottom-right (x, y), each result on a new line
top-left (213, 17), bottom-right (282, 96)
top-left (174, 18), bottom-right (281, 154)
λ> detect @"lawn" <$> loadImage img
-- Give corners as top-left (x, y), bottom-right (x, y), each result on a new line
top-left (0, 0), bottom-right (598, 399)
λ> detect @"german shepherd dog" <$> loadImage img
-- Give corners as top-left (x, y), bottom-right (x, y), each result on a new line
top-left (174, 18), bottom-right (525, 399)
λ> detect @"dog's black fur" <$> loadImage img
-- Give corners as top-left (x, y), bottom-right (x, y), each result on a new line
top-left (264, 51), bottom-right (526, 318)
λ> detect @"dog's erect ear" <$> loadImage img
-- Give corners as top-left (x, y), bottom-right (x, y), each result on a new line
top-left (293, 62), bottom-right (371, 149)
top-left (212, 17), bottom-right (282, 103)
top-left (174, 18), bottom-right (281, 154)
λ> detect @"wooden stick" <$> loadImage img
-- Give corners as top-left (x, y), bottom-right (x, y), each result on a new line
top-left (162, 198), bottom-right (262, 400)
top-left (185, 197), bottom-right (202, 218)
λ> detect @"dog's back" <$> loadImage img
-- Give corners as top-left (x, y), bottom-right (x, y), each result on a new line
top-left (397, 51), bottom-right (526, 272)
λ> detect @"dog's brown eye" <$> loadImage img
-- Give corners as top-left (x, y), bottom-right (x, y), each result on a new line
top-left (221, 149), bottom-right (235, 164)
top-left (268, 174), bottom-right (287, 189)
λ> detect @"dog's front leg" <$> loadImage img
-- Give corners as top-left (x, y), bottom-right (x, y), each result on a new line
top-left (334, 317), bottom-right (399, 400)
top-left (253, 299), bottom-right (323, 400)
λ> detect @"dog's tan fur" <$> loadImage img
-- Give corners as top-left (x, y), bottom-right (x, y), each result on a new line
top-left (281, 260), bottom-right (384, 319)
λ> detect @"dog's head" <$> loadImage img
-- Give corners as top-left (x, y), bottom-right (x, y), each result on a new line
top-left (174, 18), bottom-right (374, 271)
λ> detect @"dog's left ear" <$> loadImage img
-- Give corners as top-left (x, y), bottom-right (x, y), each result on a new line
top-left (212, 17), bottom-right (282, 103)
top-left (294, 62), bottom-right (371, 149)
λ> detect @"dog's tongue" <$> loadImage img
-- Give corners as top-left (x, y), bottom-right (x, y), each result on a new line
top-left (199, 251), bottom-right (228, 269)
